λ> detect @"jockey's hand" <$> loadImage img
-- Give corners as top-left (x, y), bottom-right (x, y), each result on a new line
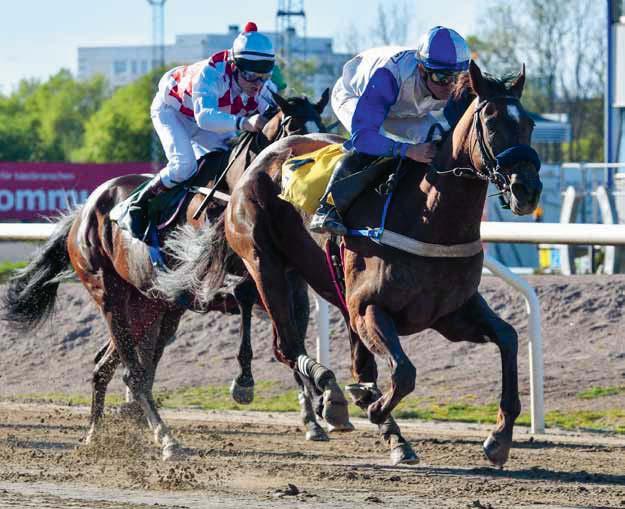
top-left (406, 142), bottom-right (436, 164)
top-left (241, 114), bottom-right (267, 133)
top-left (239, 117), bottom-right (260, 133)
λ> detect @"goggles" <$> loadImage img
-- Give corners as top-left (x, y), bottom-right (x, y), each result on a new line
top-left (238, 69), bottom-right (272, 83)
top-left (426, 69), bottom-right (461, 86)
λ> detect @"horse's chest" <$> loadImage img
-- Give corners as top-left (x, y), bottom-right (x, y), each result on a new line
top-left (353, 257), bottom-right (482, 332)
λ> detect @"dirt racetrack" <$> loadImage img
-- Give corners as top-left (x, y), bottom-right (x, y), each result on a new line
top-left (1, 274), bottom-right (625, 507)
top-left (0, 403), bottom-right (624, 508)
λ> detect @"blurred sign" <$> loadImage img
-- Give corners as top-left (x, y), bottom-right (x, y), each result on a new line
top-left (0, 162), bottom-right (153, 221)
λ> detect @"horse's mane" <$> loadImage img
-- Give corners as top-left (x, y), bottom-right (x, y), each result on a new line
top-left (451, 70), bottom-right (520, 101)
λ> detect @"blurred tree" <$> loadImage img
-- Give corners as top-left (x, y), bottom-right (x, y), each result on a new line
top-left (336, 1), bottom-right (413, 54)
top-left (472, 0), bottom-right (604, 162)
top-left (370, 1), bottom-right (411, 46)
top-left (0, 71), bottom-right (107, 161)
top-left (75, 72), bottom-right (158, 162)
top-left (281, 58), bottom-right (318, 97)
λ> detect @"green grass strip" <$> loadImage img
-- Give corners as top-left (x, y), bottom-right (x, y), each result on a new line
top-left (8, 383), bottom-right (625, 434)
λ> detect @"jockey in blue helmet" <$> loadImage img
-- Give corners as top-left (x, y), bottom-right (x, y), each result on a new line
top-left (310, 26), bottom-right (471, 235)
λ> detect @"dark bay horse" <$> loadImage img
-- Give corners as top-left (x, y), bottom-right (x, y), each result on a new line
top-left (222, 61), bottom-right (542, 466)
top-left (2, 91), bottom-right (343, 460)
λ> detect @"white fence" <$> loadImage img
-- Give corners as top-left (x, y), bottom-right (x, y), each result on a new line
top-left (4, 221), bottom-right (625, 435)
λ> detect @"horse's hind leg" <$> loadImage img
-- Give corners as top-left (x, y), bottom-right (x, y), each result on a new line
top-left (230, 277), bottom-right (257, 404)
top-left (294, 371), bottom-right (328, 441)
top-left (287, 273), bottom-right (332, 441)
top-left (242, 251), bottom-right (351, 432)
top-left (432, 292), bottom-right (521, 468)
top-left (102, 275), bottom-right (181, 461)
top-left (355, 304), bottom-right (418, 465)
top-left (85, 340), bottom-right (120, 444)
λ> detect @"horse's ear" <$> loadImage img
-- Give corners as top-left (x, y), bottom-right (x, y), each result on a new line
top-left (468, 60), bottom-right (487, 98)
top-left (509, 63), bottom-right (525, 98)
top-left (270, 90), bottom-right (290, 112)
top-left (315, 88), bottom-right (330, 113)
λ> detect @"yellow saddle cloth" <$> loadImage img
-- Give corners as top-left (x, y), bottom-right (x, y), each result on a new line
top-left (279, 143), bottom-right (345, 214)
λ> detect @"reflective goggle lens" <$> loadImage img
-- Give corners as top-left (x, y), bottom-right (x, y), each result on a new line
top-left (427, 70), bottom-right (460, 85)
top-left (239, 69), bottom-right (272, 83)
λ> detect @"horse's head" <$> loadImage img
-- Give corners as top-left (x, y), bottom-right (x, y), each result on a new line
top-left (459, 61), bottom-right (542, 216)
top-left (262, 88), bottom-right (330, 140)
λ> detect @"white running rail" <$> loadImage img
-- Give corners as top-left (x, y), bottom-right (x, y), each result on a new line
top-left (5, 221), bottom-right (625, 435)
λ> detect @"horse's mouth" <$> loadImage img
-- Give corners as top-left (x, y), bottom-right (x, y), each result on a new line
top-left (509, 171), bottom-right (542, 216)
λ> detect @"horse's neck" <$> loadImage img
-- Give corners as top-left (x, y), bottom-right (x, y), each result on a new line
top-left (414, 107), bottom-right (487, 243)
top-left (224, 116), bottom-right (283, 191)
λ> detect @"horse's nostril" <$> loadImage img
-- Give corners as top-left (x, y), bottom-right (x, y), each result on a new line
top-left (510, 181), bottom-right (529, 202)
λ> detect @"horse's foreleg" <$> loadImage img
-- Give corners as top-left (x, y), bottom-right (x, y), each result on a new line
top-left (86, 340), bottom-right (120, 445)
top-left (230, 278), bottom-right (257, 404)
top-left (356, 304), bottom-right (418, 465)
top-left (432, 292), bottom-right (521, 468)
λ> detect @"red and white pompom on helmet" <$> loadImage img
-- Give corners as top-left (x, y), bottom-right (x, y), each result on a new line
top-left (232, 22), bottom-right (275, 74)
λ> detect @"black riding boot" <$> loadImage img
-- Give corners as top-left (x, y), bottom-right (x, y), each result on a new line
top-left (309, 151), bottom-right (380, 236)
top-left (127, 175), bottom-right (168, 240)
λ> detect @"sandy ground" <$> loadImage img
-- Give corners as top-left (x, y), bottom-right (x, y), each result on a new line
top-left (1, 275), bottom-right (624, 416)
top-left (0, 273), bottom-right (625, 507)
top-left (1, 404), bottom-right (625, 508)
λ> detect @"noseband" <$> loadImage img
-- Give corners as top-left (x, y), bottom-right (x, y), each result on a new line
top-left (471, 96), bottom-right (541, 207)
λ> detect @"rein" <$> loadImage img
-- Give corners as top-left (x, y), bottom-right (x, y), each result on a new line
top-left (433, 95), bottom-right (541, 208)
top-left (192, 107), bottom-right (322, 219)
top-left (341, 95), bottom-right (540, 258)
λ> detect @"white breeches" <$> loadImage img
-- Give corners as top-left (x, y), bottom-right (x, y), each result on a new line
top-left (151, 96), bottom-right (230, 188)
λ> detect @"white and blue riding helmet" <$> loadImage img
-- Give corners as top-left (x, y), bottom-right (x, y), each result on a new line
top-left (416, 26), bottom-right (470, 72)
top-left (231, 22), bottom-right (275, 74)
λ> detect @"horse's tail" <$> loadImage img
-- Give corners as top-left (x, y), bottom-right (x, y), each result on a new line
top-left (154, 213), bottom-right (237, 311)
top-left (2, 209), bottom-right (78, 332)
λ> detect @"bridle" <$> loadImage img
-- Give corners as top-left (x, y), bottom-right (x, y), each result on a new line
top-left (267, 104), bottom-right (326, 140)
top-left (435, 95), bottom-right (541, 208)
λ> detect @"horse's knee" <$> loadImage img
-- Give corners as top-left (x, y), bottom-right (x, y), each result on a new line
top-left (494, 322), bottom-right (518, 354)
top-left (122, 369), bottom-right (145, 394)
top-left (393, 361), bottom-right (416, 397)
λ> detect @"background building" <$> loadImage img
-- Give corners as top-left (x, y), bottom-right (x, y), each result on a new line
top-left (77, 25), bottom-right (350, 98)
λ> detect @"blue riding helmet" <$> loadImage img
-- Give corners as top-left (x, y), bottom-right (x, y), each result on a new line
top-left (416, 26), bottom-right (470, 72)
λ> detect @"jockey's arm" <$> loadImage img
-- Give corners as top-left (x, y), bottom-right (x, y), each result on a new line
top-left (256, 80), bottom-right (280, 119)
top-left (348, 68), bottom-right (409, 158)
top-left (192, 66), bottom-right (240, 133)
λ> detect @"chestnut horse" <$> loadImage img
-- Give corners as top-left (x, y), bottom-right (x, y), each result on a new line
top-left (2, 91), bottom-right (347, 460)
top-left (221, 61), bottom-right (542, 466)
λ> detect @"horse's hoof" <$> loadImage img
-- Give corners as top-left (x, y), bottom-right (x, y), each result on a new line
top-left (390, 442), bottom-right (419, 466)
top-left (230, 378), bottom-right (255, 405)
top-left (305, 423), bottom-right (329, 442)
top-left (483, 434), bottom-right (510, 468)
top-left (162, 441), bottom-right (185, 461)
top-left (84, 430), bottom-right (95, 446)
top-left (327, 421), bottom-right (355, 433)
top-left (322, 382), bottom-right (351, 430)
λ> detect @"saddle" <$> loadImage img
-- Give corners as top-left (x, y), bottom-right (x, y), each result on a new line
top-left (279, 144), bottom-right (393, 214)
top-left (110, 150), bottom-right (231, 265)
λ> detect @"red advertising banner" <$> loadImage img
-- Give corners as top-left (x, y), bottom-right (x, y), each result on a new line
top-left (0, 162), bottom-right (154, 221)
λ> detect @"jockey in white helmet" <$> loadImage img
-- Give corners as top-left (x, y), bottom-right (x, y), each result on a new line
top-left (310, 26), bottom-right (470, 235)
top-left (127, 22), bottom-right (278, 239)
